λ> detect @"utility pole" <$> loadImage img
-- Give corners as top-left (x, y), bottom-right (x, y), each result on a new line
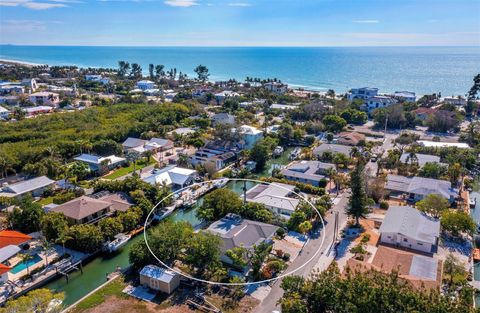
top-left (243, 180), bottom-right (247, 205)
top-left (384, 114), bottom-right (388, 141)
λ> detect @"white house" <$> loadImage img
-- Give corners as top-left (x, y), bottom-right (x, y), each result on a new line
top-left (385, 174), bottom-right (458, 203)
top-left (143, 166), bottom-right (197, 189)
top-left (264, 82), bottom-right (288, 95)
top-left (245, 183), bottom-right (299, 218)
top-left (347, 87), bottom-right (378, 101)
top-left (214, 90), bottom-right (239, 103)
top-left (74, 154), bottom-right (126, 174)
top-left (139, 265), bottom-right (181, 294)
top-left (85, 74), bottom-right (103, 81)
top-left (442, 96), bottom-right (467, 106)
top-left (394, 91), bottom-right (416, 103)
top-left (0, 176), bottom-right (55, 199)
top-left (136, 80), bottom-right (156, 91)
top-left (0, 106), bottom-right (9, 120)
top-left (237, 125), bottom-right (263, 149)
top-left (379, 206), bottom-right (440, 254)
top-left (29, 92), bottom-right (60, 107)
top-left (364, 95), bottom-right (397, 113)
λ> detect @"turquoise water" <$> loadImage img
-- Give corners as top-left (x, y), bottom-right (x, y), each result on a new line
top-left (10, 254), bottom-right (43, 274)
top-left (1, 46), bottom-right (479, 95)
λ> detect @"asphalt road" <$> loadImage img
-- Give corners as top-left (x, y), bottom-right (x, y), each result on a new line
top-left (255, 191), bottom-right (350, 313)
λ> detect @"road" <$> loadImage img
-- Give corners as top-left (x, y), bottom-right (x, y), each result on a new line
top-left (255, 191), bottom-right (350, 313)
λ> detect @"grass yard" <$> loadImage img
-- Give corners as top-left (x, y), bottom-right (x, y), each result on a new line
top-left (103, 159), bottom-right (156, 180)
top-left (38, 196), bottom-right (54, 205)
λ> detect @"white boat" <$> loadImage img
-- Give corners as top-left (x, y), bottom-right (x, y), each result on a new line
top-left (104, 233), bottom-right (131, 253)
top-left (273, 146), bottom-right (284, 157)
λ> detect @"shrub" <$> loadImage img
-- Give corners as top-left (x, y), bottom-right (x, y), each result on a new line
top-left (379, 201), bottom-right (389, 210)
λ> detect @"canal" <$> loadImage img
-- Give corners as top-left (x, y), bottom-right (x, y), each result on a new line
top-left (44, 151), bottom-right (294, 306)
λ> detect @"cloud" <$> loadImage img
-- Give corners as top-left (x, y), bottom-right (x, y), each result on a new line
top-left (1, 19), bottom-right (47, 31)
top-left (164, 0), bottom-right (198, 7)
top-left (352, 19), bottom-right (380, 24)
top-left (0, 0), bottom-right (71, 9)
top-left (228, 2), bottom-right (250, 6)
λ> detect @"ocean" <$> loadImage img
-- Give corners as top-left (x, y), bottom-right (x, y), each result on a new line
top-left (0, 45), bottom-right (479, 95)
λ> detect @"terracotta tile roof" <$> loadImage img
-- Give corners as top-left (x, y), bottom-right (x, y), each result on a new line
top-left (0, 230), bottom-right (32, 249)
top-left (0, 263), bottom-right (12, 275)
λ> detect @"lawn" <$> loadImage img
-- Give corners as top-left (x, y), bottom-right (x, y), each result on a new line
top-left (38, 196), bottom-right (54, 205)
top-left (103, 159), bottom-right (156, 180)
top-left (70, 275), bottom-right (128, 313)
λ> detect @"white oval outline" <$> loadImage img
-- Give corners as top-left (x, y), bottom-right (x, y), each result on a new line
top-left (143, 178), bottom-right (326, 286)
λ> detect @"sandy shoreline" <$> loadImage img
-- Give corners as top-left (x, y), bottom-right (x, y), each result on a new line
top-left (0, 58), bottom-right (46, 67)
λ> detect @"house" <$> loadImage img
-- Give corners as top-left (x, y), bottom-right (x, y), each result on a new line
top-left (85, 74), bottom-right (103, 81)
top-left (139, 265), bottom-right (181, 294)
top-left (206, 214), bottom-right (278, 267)
top-left (412, 107), bottom-right (437, 121)
top-left (167, 127), bottom-right (196, 137)
top-left (363, 96), bottom-right (397, 113)
top-left (442, 97), bottom-right (467, 106)
top-left (237, 125), bottom-right (263, 149)
top-left (399, 153), bottom-right (446, 168)
top-left (21, 78), bottom-right (38, 91)
top-left (0, 84), bottom-right (24, 95)
top-left (394, 91), bottom-right (416, 103)
top-left (211, 113), bottom-right (235, 126)
top-left (264, 82), bottom-right (288, 95)
top-left (417, 140), bottom-right (470, 149)
top-left (0, 230), bottom-right (32, 283)
top-left (280, 160), bottom-right (334, 187)
top-left (347, 245), bottom-right (442, 290)
top-left (136, 80), bottom-right (156, 91)
top-left (190, 142), bottom-right (238, 172)
top-left (23, 106), bottom-right (54, 116)
top-left (0, 96), bottom-right (19, 106)
top-left (270, 103), bottom-right (297, 110)
top-left (122, 137), bottom-right (173, 155)
top-left (51, 194), bottom-right (132, 224)
top-left (0, 176), bottom-right (55, 199)
top-left (245, 183), bottom-right (299, 218)
top-left (313, 143), bottom-right (352, 158)
top-left (214, 90), bottom-right (239, 103)
top-left (335, 132), bottom-right (365, 146)
top-left (29, 92), bottom-right (60, 107)
top-left (0, 230), bottom-right (32, 249)
top-left (379, 206), bottom-right (440, 254)
top-left (385, 174), bottom-right (457, 203)
top-left (73, 154), bottom-right (126, 174)
top-left (347, 87), bottom-right (378, 101)
top-left (0, 106), bottom-right (9, 120)
top-left (88, 191), bottom-right (134, 213)
top-left (143, 166), bottom-right (197, 189)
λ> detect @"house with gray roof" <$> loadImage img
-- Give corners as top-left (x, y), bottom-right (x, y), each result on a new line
top-left (385, 174), bottom-right (457, 203)
top-left (211, 112), bottom-right (235, 126)
top-left (313, 143), bottom-right (352, 158)
top-left (122, 137), bottom-right (173, 154)
top-left (379, 206), bottom-right (440, 253)
top-left (139, 265), bottom-right (181, 294)
top-left (399, 153), bottom-right (446, 168)
top-left (206, 214), bottom-right (278, 267)
top-left (280, 160), bottom-right (334, 187)
top-left (245, 183), bottom-right (299, 219)
top-left (0, 176), bottom-right (55, 199)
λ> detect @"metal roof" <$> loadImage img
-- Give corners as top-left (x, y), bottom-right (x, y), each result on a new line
top-left (0, 245), bottom-right (21, 263)
top-left (140, 265), bottom-right (178, 283)
top-left (1, 176), bottom-right (54, 196)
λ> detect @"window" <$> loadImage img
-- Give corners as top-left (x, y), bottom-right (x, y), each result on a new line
top-left (403, 238), bottom-right (408, 242)
top-left (417, 242), bottom-right (423, 245)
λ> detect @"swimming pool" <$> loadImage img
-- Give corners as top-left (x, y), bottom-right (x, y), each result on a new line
top-left (10, 254), bottom-right (43, 274)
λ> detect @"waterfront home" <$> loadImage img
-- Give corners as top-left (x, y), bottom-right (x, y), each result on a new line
top-left (74, 154), bottom-right (126, 175)
top-left (245, 183), bottom-right (299, 219)
top-left (399, 153), bottom-right (446, 168)
top-left (122, 137), bottom-right (173, 155)
top-left (379, 206), bottom-right (440, 254)
top-left (211, 112), bottom-right (236, 126)
top-left (237, 125), bottom-right (263, 149)
top-left (136, 80), bottom-right (156, 91)
top-left (0, 106), bottom-right (9, 120)
top-left (335, 132), bottom-right (365, 146)
top-left (347, 245), bottom-right (441, 290)
top-left (89, 191), bottom-right (134, 213)
top-left (280, 160), bottom-right (334, 187)
top-left (412, 107), bottom-right (437, 121)
top-left (139, 265), bottom-right (181, 294)
top-left (442, 96), bottom-right (467, 106)
top-left (214, 90), bottom-right (239, 104)
top-left (393, 91), bottom-right (416, 103)
top-left (347, 87), bottom-right (378, 101)
top-left (51, 194), bottom-right (132, 225)
top-left (29, 92), bottom-right (60, 107)
top-left (0, 231), bottom-right (32, 283)
top-left (206, 214), bottom-right (278, 268)
top-left (0, 176), bottom-right (55, 199)
top-left (417, 140), bottom-right (470, 149)
top-left (363, 95), bottom-right (397, 113)
top-left (385, 174), bottom-right (457, 203)
top-left (23, 106), bottom-right (54, 116)
top-left (189, 142), bottom-right (238, 172)
top-left (264, 82), bottom-right (288, 95)
top-left (313, 143), bottom-right (352, 158)
top-left (0, 231), bottom-right (32, 250)
top-left (143, 165), bottom-right (197, 189)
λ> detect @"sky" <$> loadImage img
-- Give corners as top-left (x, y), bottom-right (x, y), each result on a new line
top-left (0, 0), bottom-right (479, 46)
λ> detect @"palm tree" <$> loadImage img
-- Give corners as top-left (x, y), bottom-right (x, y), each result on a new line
top-left (126, 151), bottom-right (141, 175)
top-left (41, 239), bottom-right (53, 267)
top-left (56, 233), bottom-right (72, 257)
top-left (18, 253), bottom-right (33, 276)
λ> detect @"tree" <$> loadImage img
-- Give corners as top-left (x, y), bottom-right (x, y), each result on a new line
top-left (416, 194), bottom-right (449, 218)
top-left (117, 60), bottom-right (130, 77)
top-left (441, 210), bottom-right (476, 236)
top-left (66, 224), bottom-right (104, 253)
top-left (250, 141), bottom-right (269, 171)
top-left (55, 232), bottom-right (72, 256)
top-left (287, 211), bottom-right (307, 232)
top-left (443, 253), bottom-right (468, 288)
top-left (40, 239), bottom-right (53, 267)
top-left (126, 150), bottom-right (141, 175)
top-left (322, 115), bottom-right (347, 133)
top-left (197, 188), bottom-right (243, 222)
top-left (148, 63), bottom-right (154, 79)
top-left (194, 64), bottom-right (209, 82)
top-left (41, 212), bottom-right (69, 242)
top-left (8, 198), bottom-right (45, 233)
top-left (468, 73), bottom-right (480, 100)
top-left (130, 63), bottom-right (142, 79)
top-left (184, 232), bottom-right (222, 276)
top-left (155, 64), bottom-right (165, 79)
top-left (346, 160), bottom-right (368, 225)
top-left (298, 221), bottom-right (312, 234)
top-left (98, 217), bottom-right (124, 241)
top-left (66, 161), bottom-right (90, 182)
top-left (426, 110), bottom-right (460, 133)
top-left (418, 162), bottom-right (447, 179)
top-left (225, 246), bottom-right (248, 268)
top-left (0, 288), bottom-right (64, 313)
top-left (18, 253), bottom-right (33, 275)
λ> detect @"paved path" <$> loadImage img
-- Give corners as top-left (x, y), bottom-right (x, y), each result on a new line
top-left (254, 191), bottom-right (350, 313)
